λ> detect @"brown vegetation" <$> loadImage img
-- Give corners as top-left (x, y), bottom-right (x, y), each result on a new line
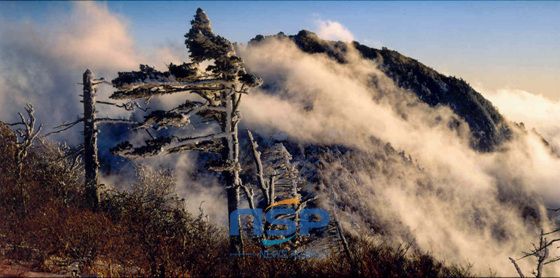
top-left (0, 121), bottom-right (475, 277)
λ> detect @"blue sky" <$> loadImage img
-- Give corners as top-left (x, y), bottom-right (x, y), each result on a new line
top-left (0, 1), bottom-right (558, 99)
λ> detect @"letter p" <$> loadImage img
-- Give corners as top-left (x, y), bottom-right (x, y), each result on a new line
top-left (300, 209), bottom-right (330, 236)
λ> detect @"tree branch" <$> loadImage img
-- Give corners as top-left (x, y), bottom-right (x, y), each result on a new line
top-left (42, 119), bottom-right (83, 138)
top-left (510, 257), bottom-right (524, 276)
top-left (95, 118), bottom-right (141, 125)
top-left (9, 103), bottom-right (43, 215)
top-left (111, 132), bottom-right (233, 158)
top-left (241, 184), bottom-right (256, 211)
top-left (110, 79), bottom-right (231, 100)
top-left (247, 129), bottom-right (269, 204)
top-left (94, 100), bottom-right (149, 112)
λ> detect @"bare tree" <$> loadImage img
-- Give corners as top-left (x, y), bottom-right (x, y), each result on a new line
top-left (82, 70), bottom-right (103, 212)
top-left (7, 103), bottom-right (43, 215)
top-left (108, 8), bottom-right (262, 253)
top-left (242, 130), bottom-right (316, 247)
top-left (331, 200), bottom-right (354, 266)
top-left (46, 70), bottom-right (135, 212)
top-left (509, 224), bottom-right (560, 277)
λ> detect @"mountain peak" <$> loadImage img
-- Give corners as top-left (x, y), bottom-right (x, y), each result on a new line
top-left (249, 31), bottom-right (512, 151)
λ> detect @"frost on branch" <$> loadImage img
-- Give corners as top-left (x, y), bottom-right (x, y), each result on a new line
top-left (168, 62), bottom-right (199, 80)
top-left (264, 143), bottom-right (300, 198)
top-left (110, 137), bottom-right (172, 158)
top-left (111, 8), bottom-right (262, 102)
top-left (242, 130), bottom-right (317, 249)
top-left (7, 103), bottom-right (43, 214)
top-left (109, 8), bottom-right (262, 254)
top-left (509, 219), bottom-right (560, 278)
top-left (109, 8), bottom-right (261, 162)
top-left (138, 110), bottom-right (190, 130)
top-left (112, 65), bottom-right (174, 89)
top-left (244, 130), bottom-right (304, 208)
top-left (185, 8), bottom-right (233, 63)
top-left (167, 140), bottom-right (223, 154)
top-left (239, 72), bottom-right (263, 88)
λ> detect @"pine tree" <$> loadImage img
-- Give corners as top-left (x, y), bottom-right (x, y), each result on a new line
top-left (109, 8), bottom-right (262, 253)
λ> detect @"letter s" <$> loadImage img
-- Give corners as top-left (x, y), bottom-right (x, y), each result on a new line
top-left (265, 209), bottom-right (296, 236)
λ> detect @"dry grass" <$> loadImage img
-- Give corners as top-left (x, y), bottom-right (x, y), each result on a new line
top-left (0, 123), bottom-right (475, 277)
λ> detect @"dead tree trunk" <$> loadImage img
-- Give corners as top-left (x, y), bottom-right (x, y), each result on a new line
top-left (8, 104), bottom-right (42, 215)
top-left (223, 90), bottom-right (243, 254)
top-left (83, 69), bottom-right (100, 212)
top-left (332, 208), bottom-right (353, 263)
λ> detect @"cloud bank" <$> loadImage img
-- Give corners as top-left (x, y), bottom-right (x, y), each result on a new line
top-left (237, 37), bottom-right (560, 275)
top-left (0, 2), bottom-right (222, 219)
top-left (0, 2), bottom-right (187, 137)
top-left (2, 3), bottom-right (559, 275)
top-left (482, 88), bottom-right (560, 151)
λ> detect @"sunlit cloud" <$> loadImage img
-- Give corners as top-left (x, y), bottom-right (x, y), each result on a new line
top-left (238, 38), bottom-right (560, 276)
top-left (479, 87), bottom-right (560, 151)
top-left (314, 18), bottom-right (355, 42)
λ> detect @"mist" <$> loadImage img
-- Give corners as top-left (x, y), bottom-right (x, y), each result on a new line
top-left (0, 2), bottom-right (187, 142)
top-left (1, 2), bottom-right (559, 275)
top-left (481, 88), bottom-right (560, 152)
top-left (236, 37), bottom-right (560, 275)
top-left (0, 2), bottom-right (222, 220)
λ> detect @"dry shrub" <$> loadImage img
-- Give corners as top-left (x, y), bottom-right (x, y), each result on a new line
top-left (100, 165), bottom-right (226, 277)
top-left (0, 122), bottom-right (476, 277)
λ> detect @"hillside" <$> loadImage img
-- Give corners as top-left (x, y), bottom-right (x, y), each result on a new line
top-left (0, 120), bottom-right (475, 277)
top-left (1, 15), bottom-right (558, 277)
top-left (251, 30), bottom-right (512, 152)
top-left (242, 30), bottom-right (557, 276)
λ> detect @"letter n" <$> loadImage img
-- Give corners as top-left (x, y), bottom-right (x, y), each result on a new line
top-left (230, 209), bottom-right (263, 236)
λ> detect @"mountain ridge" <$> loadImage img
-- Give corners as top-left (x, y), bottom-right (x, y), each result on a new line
top-left (250, 30), bottom-right (512, 152)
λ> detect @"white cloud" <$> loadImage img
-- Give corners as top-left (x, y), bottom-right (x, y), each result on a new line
top-left (3, 4), bottom-right (560, 275)
top-left (238, 38), bottom-right (560, 276)
top-left (314, 19), bottom-right (355, 42)
top-left (480, 88), bottom-right (560, 151)
top-left (0, 2), bottom-right (221, 219)
top-left (0, 2), bottom-right (192, 136)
